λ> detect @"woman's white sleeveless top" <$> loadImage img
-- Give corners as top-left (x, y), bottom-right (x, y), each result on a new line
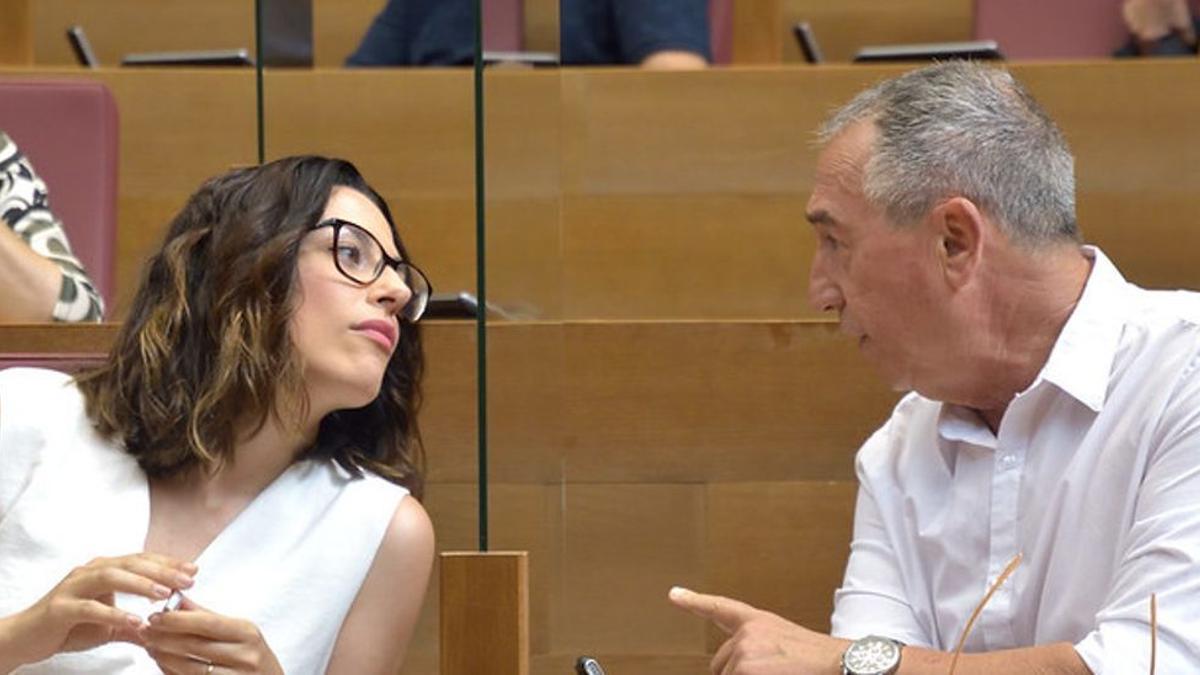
top-left (0, 368), bottom-right (409, 674)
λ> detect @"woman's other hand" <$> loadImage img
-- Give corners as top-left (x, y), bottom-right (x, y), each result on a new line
top-left (0, 553), bottom-right (196, 670)
top-left (142, 596), bottom-right (283, 675)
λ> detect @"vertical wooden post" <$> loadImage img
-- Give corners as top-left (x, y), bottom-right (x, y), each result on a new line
top-left (440, 551), bottom-right (529, 675)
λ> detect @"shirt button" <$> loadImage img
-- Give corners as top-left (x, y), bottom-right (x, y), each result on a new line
top-left (1000, 453), bottom-right (1018, 468)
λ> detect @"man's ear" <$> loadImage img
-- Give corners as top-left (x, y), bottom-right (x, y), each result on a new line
top-left (931, 197), bottom-right (986, 289)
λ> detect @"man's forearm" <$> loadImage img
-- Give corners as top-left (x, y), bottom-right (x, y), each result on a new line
top-left (899, 642), bottom-right (1089, 675)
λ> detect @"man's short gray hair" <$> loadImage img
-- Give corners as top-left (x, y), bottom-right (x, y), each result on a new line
top-left (820, 61), bottom-right (1079, 245)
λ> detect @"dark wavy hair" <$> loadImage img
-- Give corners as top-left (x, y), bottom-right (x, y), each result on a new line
top-left (76, 156), bottom-right (425, 498)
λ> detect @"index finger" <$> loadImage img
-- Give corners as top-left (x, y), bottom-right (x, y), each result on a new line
top-left (149, 600), bottom-right (253, 643)
top-left (130, 552), bottom-right (199, 575)
top-left (667, 586), bottom-right (760, 634)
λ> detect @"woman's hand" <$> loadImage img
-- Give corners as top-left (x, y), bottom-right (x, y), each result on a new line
top-left (142, 596), bottom-right (283, 675)
top-left (0, 553), bottom-right (196, 669)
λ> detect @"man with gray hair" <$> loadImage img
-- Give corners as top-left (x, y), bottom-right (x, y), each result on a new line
top-left (670, 61), bottom-right (1200, 674)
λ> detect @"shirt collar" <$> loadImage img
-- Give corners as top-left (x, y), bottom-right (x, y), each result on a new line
top-left (1027, 245), bottom-right (1128, 413)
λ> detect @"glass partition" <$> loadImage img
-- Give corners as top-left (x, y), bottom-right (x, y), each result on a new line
top-left (483, 2), bottom-right (890, 672)
top-left (259, 2), bottom-right (485, 672)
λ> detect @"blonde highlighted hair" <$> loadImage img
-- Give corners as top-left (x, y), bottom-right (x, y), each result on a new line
top-left (76, 156), bottom-right (425, 497)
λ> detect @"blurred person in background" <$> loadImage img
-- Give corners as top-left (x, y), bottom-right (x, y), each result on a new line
top-left (347, 0), bottom-right (709, 68)
top-left (1116, 0), bottom-right (1199, 55)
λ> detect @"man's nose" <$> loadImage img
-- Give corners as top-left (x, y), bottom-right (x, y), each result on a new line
top-left (807, 257), bottom-right (843, 314)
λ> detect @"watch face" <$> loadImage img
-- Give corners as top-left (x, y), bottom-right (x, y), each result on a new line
top-left (844, 636), bottom-right (901, 674)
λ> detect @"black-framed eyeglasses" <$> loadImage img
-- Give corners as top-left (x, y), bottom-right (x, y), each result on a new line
top-left (310, 218), bottom-right (432, 322)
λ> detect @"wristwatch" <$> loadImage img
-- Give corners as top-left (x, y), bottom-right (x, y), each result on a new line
top-left (841, 634), bottom-right (903, 675)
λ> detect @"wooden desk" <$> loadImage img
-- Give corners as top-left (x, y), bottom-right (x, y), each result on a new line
top-left (0, 318), bottom-right (890, 675)
top-left (3, 62), bottom-right (1199, 325)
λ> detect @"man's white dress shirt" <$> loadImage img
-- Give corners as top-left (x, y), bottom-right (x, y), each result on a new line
top-left (830, 247), bottom-right (1200, 674)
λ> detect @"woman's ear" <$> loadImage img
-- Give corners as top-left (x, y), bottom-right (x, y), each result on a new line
top-left (931, 197), bottom-right (986, 289)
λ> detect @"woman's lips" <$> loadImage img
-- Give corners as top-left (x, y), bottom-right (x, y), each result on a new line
top-left (356, 327), bottom-right (394, 351)
top-left (352, 319), bottom-right (398, 351)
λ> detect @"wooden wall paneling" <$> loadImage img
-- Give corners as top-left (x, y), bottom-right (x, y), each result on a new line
top-left (0, 322), bottom-right (871, 674)
top-left (556, 67), bottom-right (880, 321)
top-left (559, 321), bottom-right (895, 483)
top-left (11, 64), bottom-right (1200, 320)
top-left (484, 322), bottom-right (568, 483)
top-left (705, 481), bottom-right (857, 639)
top-left (1017, 61), bottom-right (1200, 292)
top-left (420, 322), bottom-right (567, 485)
top-left (418, 321), bottom-right (893, 485)
top-left (418, 322), bottom-right (477, 483)
top-left (0, 323), bottom-right (117, 353)
top-left (555, 63), bottom-right (1200, 318)
top-left (482, 70), bottom-right (564, 321)
top-left (259, 69), bottom-right (478, 312)
top-left (0, 0), bottom-right (33, 65)
top-left (551, 483), bottom-right (707, 656)
top-left (102, 69), bottom-right (259, 316)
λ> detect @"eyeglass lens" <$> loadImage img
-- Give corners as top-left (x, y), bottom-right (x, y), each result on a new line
top-left (333, 222), bottom-right (430, 321)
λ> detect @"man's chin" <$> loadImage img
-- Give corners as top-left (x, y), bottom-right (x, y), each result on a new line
top-left (866, 360), bottom-right (914, 394)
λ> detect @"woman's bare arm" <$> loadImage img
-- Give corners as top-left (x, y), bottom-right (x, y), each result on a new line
top-left (326, 496), bottom-right (435, 674)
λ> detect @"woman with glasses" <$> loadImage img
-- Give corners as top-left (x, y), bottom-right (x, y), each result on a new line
top-left (0, 156), bottom-right (434, 674)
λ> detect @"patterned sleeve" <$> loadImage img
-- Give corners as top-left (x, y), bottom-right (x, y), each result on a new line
top-left (0, 132), bottom-right (105, 322)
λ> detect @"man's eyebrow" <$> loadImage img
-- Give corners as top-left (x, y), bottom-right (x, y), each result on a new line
top-left (806, 209), bottom-right (840, 228)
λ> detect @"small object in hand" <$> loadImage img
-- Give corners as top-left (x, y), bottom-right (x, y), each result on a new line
top-left (162, 590), bottom-right (184, 612)
top-left (576, 656), bottom-right (606, 675)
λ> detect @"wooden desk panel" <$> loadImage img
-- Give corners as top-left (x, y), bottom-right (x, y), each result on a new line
top-left (1020, 61), bottom-right (1200, 290)
top-left (2, 320), bottom-right (870, 675)
top-left (0, 323), bottom-right (118, 353)
top-left (0, 320), bottom-right (887, 484)
top-left (6, 62), bottom-right (1199, 322)
top-left (259, 68), bottom-right (564, 320)
top-left (557, 62), bottom-right (1200, 318)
